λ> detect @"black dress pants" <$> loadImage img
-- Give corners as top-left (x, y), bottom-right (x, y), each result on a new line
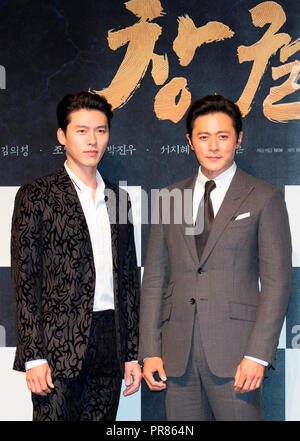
top-left (32, 310), bottom-right (122, 421)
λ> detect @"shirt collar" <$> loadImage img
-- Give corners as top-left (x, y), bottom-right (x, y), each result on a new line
top-left (197, 162), bottom-right (237, 188)
top-left (64, 161), bottom-right (105, 195)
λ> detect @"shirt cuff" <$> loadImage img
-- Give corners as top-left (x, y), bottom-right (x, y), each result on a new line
top-left (245, 355), bottom-right (269, 366)
top-left (25, 359), bottom-right (48, 370)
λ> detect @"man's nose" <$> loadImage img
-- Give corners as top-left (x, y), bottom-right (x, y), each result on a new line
top-left (208, 137), bottom-right (218, 151)
top-left (88, 131), bottom-right (97, 145)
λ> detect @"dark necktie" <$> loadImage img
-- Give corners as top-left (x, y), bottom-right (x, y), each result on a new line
top-left (195, 180), bottom-right (216, 260)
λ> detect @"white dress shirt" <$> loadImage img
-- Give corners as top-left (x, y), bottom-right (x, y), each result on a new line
top-left (25, 163), bottom-right (114, 370)
top-left (193, 162), bottom-right (268, 367)
top-left (193, 162), bottom-right (237, 224)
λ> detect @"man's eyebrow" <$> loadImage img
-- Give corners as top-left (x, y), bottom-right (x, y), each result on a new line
top-left (74, 124), bottom-right (108, 128)
top-left (196, 130), bottom-right (231, 134)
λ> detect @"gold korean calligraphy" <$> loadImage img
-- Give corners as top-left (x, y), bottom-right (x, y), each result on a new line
top-left (92, 0), bottom-right (299, 124)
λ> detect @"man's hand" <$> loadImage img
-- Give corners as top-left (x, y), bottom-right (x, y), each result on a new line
top-left (123, 362), bottom-right (142, 396)
top-left (234, 358), bottom-right (265, 394)
top-left (142, 357), bottom-right (167, 391)
top-left (25, 362), bottom-right (54, 396)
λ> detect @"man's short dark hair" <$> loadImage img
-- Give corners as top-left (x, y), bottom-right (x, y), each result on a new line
top-left (57, 91), bottom-right (113, 132)
top-left (186, 95), bottom-right (242, 138)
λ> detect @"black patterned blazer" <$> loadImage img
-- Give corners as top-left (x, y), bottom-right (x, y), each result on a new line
top-left (11, 167), bottom-right (139, 378)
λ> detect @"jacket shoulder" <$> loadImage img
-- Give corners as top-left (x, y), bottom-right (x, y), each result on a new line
top-left (163, 175), bottom-right (196, 192)
top-left (104, 178), bottom-right (133, 201)
top-left (15, 169), bottom-right (65, 209)
top-left (237, 168), bottom-right (282, 196)
top-left (104, 179), bottom-right (120, 193)
top-left (18, 169), bottom-right (60, 191)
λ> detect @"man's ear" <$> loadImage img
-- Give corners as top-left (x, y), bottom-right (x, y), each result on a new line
top-left (57, 128), bottom-right (66, 146)
top-left (236, 131), bottom-right (243, 151)
top-left (186, 133), bottom-right (194, 151)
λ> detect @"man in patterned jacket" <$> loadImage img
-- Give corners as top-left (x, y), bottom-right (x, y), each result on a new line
top-left (11, 91), bottom-right (141, 421)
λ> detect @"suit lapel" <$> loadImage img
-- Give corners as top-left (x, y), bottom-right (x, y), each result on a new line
top-left (104, 180), bottom-right (118, 276)
top-left (103, 180), bottom-right (119, 306)
top-left (199, 168), bottom-right (254, 266)
top-left (54, 167), bottom-right (89, 228)
top-left (178, 175), bottom-right (200, 267)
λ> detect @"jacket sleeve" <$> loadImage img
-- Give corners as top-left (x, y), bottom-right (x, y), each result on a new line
top-left (138, 194), bottom-right (170, 360)
top-left (245, 188), bottom-right (292, 365)
top-left (122, 197), bottom-right (140, 361)
top-left (11, 184), bottom-right (46, 371)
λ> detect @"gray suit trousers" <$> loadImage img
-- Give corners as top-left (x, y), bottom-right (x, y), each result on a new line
top-left (165, 313), bottom-right (264, 421)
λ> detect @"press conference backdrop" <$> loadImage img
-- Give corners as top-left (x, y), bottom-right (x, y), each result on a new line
top-left (0, 0), bottom-right (299, 421)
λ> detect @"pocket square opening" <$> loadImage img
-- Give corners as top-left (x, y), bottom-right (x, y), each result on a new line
top-left (235, 212), bottom-right (250, 220)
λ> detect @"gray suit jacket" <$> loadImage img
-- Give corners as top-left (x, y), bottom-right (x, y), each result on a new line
top-left (139, 168), bottom-right (292, 378)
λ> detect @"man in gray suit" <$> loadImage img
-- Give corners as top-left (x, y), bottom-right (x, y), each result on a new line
top-left (139, 95), bottom-right (292, 420)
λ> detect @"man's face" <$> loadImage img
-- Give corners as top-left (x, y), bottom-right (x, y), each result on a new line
top-left (187, 112), bottom-right (243, 179)
top-left (57, 108), bottom-right (109, 172)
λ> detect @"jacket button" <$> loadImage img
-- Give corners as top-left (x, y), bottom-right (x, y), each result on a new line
top-left (189, 298), bottom-right (195, 305)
